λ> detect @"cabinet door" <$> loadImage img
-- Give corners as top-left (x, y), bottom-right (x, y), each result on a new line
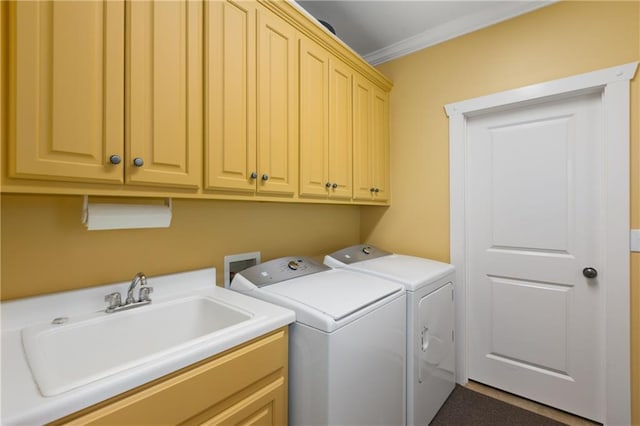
top-left (352, 74), bottom-right (374, 200)
top-left (353, 74), bottom-right (389, 202)
top-left (328, 58), bottom-right (353, 199)
top-left (9, 1), bottom-right (124, 183)
top-left (299, 37), bottom-right (329, 198)
top-left (205, 0), bottom-right (257, 192)
top-left (127, 0), bottom-right (202, 188)
top-left (371, 86), bottom-right (389, 202)
top-left (256, 7), bottom-right (298, 195)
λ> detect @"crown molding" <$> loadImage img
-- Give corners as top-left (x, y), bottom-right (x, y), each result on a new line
top-left (364, 1), bottom-right (557, 66)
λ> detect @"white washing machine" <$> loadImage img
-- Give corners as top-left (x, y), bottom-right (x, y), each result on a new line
top-left (325, 245), bottom-right (455, 426)
top-left (230, 256), bottom-right (406, 426)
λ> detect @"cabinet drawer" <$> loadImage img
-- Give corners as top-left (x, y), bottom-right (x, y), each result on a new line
top-left (55, 329), bottom-right (287, 425)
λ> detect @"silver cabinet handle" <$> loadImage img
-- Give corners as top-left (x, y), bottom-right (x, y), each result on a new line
top-left (374, 188), bottom-right (380, 193)
top-left (261, 174), bottom-right (269, 181)
top-left (109, 154), bottom-right (122, 165)
top-left (133, 157), bottom-right (144, 167)
top-left (250, 172), bottom-right (258, 179)
top-left (332, 183), bottom-right (338, 189)
top-left (325, 182), bottom-right (332, 188)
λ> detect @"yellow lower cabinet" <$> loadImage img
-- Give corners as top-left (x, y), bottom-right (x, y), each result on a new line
top-left (52, 328), bottom-right (288, 426)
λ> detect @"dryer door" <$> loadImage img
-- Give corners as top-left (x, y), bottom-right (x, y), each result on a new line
top-left (416, 282), bottom-right (455, 424)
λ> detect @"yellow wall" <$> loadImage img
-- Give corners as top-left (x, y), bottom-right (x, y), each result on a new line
top-left (0, 194), bottom-right (360, 299)
top-left (363, 1), bottom-right (639, 423)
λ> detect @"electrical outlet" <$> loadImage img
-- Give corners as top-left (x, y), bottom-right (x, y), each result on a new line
top-left (631, 230), bottom-right (640, 252)
top-left (224, 252), bottom-right (261, 288)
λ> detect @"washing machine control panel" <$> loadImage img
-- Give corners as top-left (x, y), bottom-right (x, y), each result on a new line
top-left (237, 256), bottom-right (330, 287)
top-left (327, 244), bottom-right (391, 265)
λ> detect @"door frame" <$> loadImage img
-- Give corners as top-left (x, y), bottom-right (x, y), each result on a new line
top-left (445, 62), bottom-right (638, 425)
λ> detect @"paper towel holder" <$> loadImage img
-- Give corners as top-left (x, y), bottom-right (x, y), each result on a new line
top-left (81, 195), bottom-right (173, 231)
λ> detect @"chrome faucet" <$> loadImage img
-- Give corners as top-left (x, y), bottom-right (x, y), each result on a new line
top-left (105, 272), bottom-right (153, 313)
top-left (126, 272), bottom-right (147, 304)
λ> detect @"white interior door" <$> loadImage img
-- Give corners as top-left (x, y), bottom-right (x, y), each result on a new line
top-left (467, 92), bottom-right (604, 421)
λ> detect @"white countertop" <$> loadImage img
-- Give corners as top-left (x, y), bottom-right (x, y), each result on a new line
top-left (1, 268), bottom-right (295, 425)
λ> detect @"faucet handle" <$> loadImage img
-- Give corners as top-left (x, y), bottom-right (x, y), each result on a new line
top-left (139, 286), bottom-right (153, 302)
top-left (105, 292), bottom-right (122, 311)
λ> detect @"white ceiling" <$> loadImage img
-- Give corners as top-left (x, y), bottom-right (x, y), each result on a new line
top-left (294, 0), bottom-right (555, 65)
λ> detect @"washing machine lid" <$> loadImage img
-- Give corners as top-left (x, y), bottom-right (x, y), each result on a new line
top-left (338, 254), bottom-right (454, 291)
top-left (232, 257), bottom-right (404, 332)
top-left (263, 269), bottom-right (403, 329)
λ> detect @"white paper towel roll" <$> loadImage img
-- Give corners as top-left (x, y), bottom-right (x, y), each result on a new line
top-left (82, 196), bottom-right (172, 231)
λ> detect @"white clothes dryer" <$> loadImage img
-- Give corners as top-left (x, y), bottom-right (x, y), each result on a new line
top-left (325, 245), bottom-right (455, 426)
top-left (230, 256), bottom-right (406, 426)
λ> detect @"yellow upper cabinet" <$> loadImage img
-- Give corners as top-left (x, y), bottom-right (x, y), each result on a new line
top-left (256, 6), bottom-right (298, 196)
top-left (299, 37), bottom-right (353, 200)
top-left (4, 0), bottom-right (390, 204)
top-left (205, 0), bottom-right (257, 193)
top-left (8, 1), bottom-right (125, 183)
top-left (327, 57), bottom-right (354, 199)
top-left (125, 0), bottom-right (202, 188)
top-left (299, 37), bottom-right (329, 197)
top-left (371, 87), bottom-right (390, 201)
top-left (205, 2), bottom-right (297, 196)
top-left (8, 0), bottom-right (203, 189)
top-left (353, 73), bottom-right (389, 202)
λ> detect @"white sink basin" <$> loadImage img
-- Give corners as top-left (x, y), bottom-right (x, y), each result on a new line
top-left (21, 296), bottom-right (253, 397)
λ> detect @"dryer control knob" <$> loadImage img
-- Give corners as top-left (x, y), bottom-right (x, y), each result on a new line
top-left (362, 246), bottom-right (372, 255)
top-left (287, 260), bottom-right (299, 271)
